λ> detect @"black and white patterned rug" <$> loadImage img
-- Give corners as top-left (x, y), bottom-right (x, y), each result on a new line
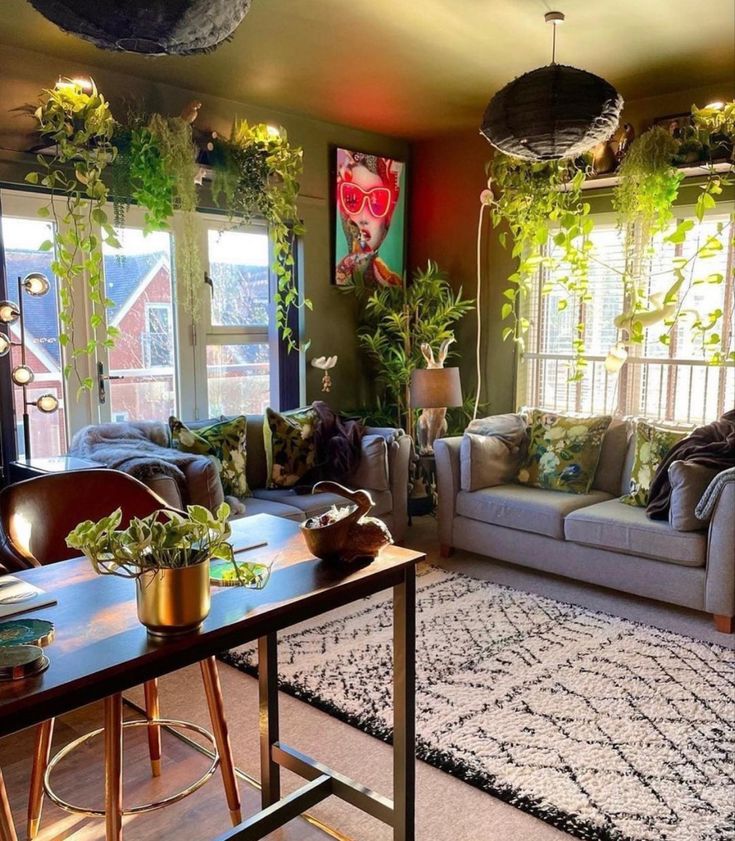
top-left (220, 567), bottom-right (735, 841)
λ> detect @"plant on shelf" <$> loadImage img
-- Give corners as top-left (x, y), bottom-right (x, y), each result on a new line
top-left (26, 78), bottom-right (309, 391)
top-left (353, 261), bottom-right (474, 430)
top-left (486, 100), bottom-right (735, 376)
top-left (66, 503), bottom-right (271, 635)
top-left (25, 79), bottom-right (121, 392)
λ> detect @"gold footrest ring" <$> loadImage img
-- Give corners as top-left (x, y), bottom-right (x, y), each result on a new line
top-left (43, 718), bottom-right (220, 818)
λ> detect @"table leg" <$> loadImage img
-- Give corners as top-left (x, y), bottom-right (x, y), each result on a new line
top-left (258, 633), bottom-right (280, 809)
top-left (104, 693), bottom-right (123, 841)
top-left (0, 770), bottom-right (17, 841)
top-left (200, 657), bottom-right (242, 825)
top-left (393, 566), bottom-right (416, 841)
top-left (27, 718), bottom-right (54, 839)
top-left (143, 679), bottom-right (162, 777)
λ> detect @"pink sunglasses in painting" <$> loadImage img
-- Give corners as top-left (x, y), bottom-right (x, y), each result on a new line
top-left (338, 182), bottom-right (394, 219)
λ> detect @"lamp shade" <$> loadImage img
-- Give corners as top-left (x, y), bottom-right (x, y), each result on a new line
top-left (28, 0), bottom-right (252, 55)
top-left (410, 367), bottom-right (463, 410)
top-left (481, 64), bottom-right (623, 161)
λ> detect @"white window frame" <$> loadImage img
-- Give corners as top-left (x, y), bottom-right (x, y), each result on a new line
top-left (142, 301), bottom-right (173, 370)
top-left (518, 203), bottom-right (735, 424)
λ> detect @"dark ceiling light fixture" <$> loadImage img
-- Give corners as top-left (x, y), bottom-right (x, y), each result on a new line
top-left (480, 11), bottom-right (623, 161)
top-left (26, 0), bottom-right (252, 55)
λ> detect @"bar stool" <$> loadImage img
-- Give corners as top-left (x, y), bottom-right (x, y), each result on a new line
top-left (0, 470), bottom-right (241, 839)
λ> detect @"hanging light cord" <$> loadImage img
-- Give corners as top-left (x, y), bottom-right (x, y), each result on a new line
top-left (473, 201), bottom-right (487, 420)
top-left (551, 20), bottom-right (557, 63)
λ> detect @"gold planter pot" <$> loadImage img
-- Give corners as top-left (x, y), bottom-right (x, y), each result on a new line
top-left (135, 560), bottom-right (211, 637)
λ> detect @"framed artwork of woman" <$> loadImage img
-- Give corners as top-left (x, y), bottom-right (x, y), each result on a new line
top-left (331, 147), bottom-right (407, 287)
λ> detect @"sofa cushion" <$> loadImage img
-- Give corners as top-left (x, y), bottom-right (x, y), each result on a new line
top-left (620, 419), bottom-right (687, 507)
top-left (668, 461), bottom-right (720, 531)
top-left (460, 417), bottom-right (526, 491)
top-left (593, 418), bottom-right (629, 496)
top-left (181, 456), bottom-right (224, 511)
top-left (455, 485), bottom-right (613, 539)
top-left (347, 435), bottom-right (389, 491)
top-left (565, 498), bottom-right (706, 566)
top-left (519, 409), bottom-right (612, 494)
top-left (171, 415), bottom-right (249, 499)
top-left (264, 407), bottom-right (318, 488)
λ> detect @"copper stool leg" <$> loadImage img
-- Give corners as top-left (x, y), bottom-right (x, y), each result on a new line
top-left (143, 680), bottom-right (162, 777)
top-left (0, 769), bottom-right (17, 841)
top-left (104, 693), bottom-right (123, 841)
top-left (27, 719), bottom-right (54, 839)
top-left (199, 658), bottom-right (241, 826)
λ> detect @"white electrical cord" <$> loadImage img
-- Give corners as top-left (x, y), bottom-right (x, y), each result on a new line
top-left (474, 200), bottom-right (488, 420)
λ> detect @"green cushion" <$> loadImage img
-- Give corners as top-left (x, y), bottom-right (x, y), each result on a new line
top-left (620, 420), bottom-right (686, 507)
top-left (170, 415), bottom-right (249, 499)
top-left (264, 407), bottom-right (318, 488)
top-left (518, 409), bottom-right (612, 495)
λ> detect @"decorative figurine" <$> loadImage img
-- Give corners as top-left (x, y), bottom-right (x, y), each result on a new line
top-left (311, 355), bottom-right (338, 392)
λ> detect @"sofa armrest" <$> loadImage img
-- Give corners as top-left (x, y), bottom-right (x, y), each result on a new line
top-left (705, 481), bottom-right (735, 617)
top-left (139, 475), bottom-right (184, 510)
top-left (434, 436), bottom-right (462, 549)
top-left (387, 435), bottom-right (412, 544)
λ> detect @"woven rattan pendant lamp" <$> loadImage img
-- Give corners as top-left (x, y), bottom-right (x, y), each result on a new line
top-left (481, 11), bottom-right (623, 161)
top-left (27, 0), bottom-right (251, 55)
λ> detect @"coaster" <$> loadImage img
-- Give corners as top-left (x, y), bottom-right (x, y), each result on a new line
top-left (0, 645), bottom-right (50, 681)
top-left (0, 619), bottom-right (55, 648)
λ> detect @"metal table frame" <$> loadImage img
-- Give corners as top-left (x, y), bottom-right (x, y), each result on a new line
top-left (215, 565), bottom-right (416, 841)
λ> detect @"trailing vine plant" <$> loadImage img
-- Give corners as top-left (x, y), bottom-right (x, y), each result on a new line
top-left (487, 100), bottom-right (735, 379)
top-left (26, 78), bottom-right (310, 390)
top-left (485, 157), bottom-right (593, 380)
top-left (25, 79), bottom-right (121, 392)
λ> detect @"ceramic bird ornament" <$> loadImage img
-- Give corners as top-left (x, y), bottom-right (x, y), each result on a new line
top-left (180, 100), bottom-right (202, 124)
top-left (311, 355), bottom-right (338, 392)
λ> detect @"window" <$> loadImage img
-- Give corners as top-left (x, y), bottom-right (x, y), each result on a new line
top-left (143, 303), bottom-right (173, 368)
top-left (0, 190), bottom-right (290, 462)
top-left (102, 226), bottom-right (178, 422)
top-left (519, 210), bottom-right (735, 424)
top-left (201, 225), bottom-right (277, 416)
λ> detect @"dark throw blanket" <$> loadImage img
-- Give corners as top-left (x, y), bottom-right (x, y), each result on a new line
top-left (647, 409), bottom-right (735, 519)
top-left (311, 400), bottom-right (365, 482)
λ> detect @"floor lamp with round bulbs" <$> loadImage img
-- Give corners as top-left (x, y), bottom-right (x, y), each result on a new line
top-left (0, 273), bottom-right (60, 460)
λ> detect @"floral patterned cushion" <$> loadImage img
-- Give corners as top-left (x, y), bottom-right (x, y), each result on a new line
top-left (264, 407), bottom-right (318, 488)
top-left (518, 409), bottom-right (612, 495)
top-left (620, 420), bottom-right (687, 507)
top-left (170, 415), bottom-right (249, 499)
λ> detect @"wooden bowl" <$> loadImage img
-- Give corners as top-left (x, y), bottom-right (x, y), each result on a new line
top-left (299, 481), bottom-right (373, 562)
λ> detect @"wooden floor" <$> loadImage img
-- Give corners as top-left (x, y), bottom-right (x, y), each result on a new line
top-left (0, 700), bottom-right (336, 841)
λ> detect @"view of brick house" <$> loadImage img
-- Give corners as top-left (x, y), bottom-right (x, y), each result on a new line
top-left (4, 243), bottom-right (271, 459)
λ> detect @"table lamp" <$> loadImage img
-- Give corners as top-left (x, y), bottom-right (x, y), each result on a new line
top-left (410, 367), bottom-right (462, 454)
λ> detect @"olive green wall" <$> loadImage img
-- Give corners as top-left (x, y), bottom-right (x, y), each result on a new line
top-left (0, 43), bottom-right (410, 411)
top-left (408, 81), bottom-right (734, 416)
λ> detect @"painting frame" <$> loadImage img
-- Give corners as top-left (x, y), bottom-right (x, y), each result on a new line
top-left (329, 145), bottom-right (408, 288)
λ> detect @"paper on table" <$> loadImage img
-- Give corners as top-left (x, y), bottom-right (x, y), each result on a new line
top-left (0, 576), bottom-right (57, 619)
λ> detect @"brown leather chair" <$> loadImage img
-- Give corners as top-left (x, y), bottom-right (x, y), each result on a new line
top-left (0, 469), bottom-right (241, 838)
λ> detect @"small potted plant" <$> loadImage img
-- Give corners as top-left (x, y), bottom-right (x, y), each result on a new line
top-left (66, 503), bottom-right (262, 636)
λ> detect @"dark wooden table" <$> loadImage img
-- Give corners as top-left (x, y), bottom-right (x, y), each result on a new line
top-left (0, 514), bottom-right (422, 841)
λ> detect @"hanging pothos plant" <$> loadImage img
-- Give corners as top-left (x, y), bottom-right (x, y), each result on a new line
top-left (486, 100), bottom-right (735, 378)
top-left (209, 119), bottom-right (308, 351)
top-left (25, 79), bottom-right (121, 392)
top-left (26, 78), bottom-right (308, 391)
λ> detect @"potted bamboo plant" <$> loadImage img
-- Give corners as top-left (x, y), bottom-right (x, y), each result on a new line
top-left (66, 503), bottom-right (267, 636)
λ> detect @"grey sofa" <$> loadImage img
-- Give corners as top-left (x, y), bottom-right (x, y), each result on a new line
top-left (130, 415), bottom-right (411, 543)
top-left (435, 418), bottom-right (735, 631)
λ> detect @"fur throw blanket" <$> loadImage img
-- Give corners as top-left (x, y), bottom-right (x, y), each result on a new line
top-left (647, 409), bottom-right (735, 520)
top-left (311, 401), bottom-right (365, 482)
top-left (70, 421), bottom-right (210, 499)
